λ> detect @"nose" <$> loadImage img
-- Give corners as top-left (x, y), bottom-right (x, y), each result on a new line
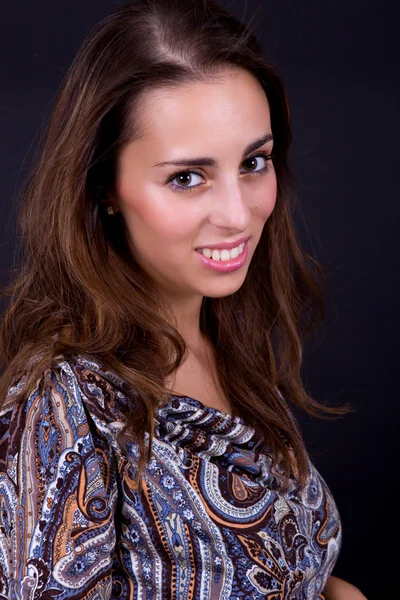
top-left (208, 178), bottom-right (251, 233)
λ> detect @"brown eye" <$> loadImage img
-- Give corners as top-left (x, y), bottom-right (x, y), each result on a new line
top-left (175, 173), bottom-right (192, 186)
top-left (165, 170), bottom-right (204, 192)
top-left (242, 154), bottom-right (271, 173)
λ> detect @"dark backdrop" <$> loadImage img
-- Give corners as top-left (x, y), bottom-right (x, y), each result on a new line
top-left (0, 1), bottom-right (398, 597)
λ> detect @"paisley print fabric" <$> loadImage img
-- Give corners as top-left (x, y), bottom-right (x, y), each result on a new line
top-left (0, 354), bottom-right (341, 599)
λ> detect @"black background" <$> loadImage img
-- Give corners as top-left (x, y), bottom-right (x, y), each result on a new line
top-left (1, 1), bottom-right (398, 597)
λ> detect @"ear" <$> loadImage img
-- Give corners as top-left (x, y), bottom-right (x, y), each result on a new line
top-left (99, 193), bottom-right (120, 215)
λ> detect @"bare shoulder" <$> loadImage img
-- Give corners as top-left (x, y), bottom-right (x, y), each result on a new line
top-left (324, 576), bottom-right (368, 600)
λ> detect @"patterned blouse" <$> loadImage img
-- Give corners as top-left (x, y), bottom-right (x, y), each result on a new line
top-left (0, 354), bottom-right (342, 599)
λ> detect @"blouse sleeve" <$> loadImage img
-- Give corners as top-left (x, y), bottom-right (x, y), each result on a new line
top-left (0, 363), bottom-right (118, 599)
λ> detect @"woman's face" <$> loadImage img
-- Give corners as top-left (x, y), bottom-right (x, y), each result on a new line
top-left (113, 68), bottom-right (277, 302)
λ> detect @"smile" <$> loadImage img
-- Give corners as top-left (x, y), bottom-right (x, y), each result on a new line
top-left (195, 240), bottom-right (249, 273)
top-left (197, 242), bottom-right (245, 262)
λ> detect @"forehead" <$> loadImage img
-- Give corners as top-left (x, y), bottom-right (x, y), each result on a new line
top-left (132, 69), bottom-right (271, 147)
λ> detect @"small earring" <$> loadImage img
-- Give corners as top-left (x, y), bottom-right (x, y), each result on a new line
top-left (107, 205), bottom-right (115, 216)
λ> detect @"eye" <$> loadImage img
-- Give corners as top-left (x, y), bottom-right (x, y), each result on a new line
top-left (241, 152), bottom-right (273, 175)
top-left (164, 151), bottom-right (274, 193)
top-left (165, 170), bottom-right (204, 193)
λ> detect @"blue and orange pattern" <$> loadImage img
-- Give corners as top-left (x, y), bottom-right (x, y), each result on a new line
top-left (0, 354), bottom-right (341, 599)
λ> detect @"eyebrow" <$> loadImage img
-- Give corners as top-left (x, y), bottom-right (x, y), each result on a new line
top-left (153, 133), bottom-right (274, 168)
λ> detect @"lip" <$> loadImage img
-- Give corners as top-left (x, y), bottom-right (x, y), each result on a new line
top-left (195, 236), bottom-right (250, 251)
top-left (195, 239), bottom-right (249, 273)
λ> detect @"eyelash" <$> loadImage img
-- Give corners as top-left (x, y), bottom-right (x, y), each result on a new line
top-left (164, 151), bottom-right (274, 193)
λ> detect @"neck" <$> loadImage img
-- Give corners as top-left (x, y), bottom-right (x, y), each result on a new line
top-left (163, 293), bottom-right (205, 348)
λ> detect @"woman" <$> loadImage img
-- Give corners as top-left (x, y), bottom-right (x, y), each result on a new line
top-left (0, 0), bottom-right (367, 598)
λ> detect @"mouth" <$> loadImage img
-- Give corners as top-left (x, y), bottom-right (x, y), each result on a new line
top-left (195, 239), bottom-right (250, 273)
top-left (195, 241), bottom-right (246, 262)
top-left (195, 236), bottom-right (250, 260)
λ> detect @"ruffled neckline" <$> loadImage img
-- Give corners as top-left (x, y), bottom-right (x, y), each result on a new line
top-left (153, 392), bottom-right (289, 490)
top-left (167, 392), bottom-right (243, 422)
top-left (156, 391), bottom-right (267, 450)
top-left (66, 354), bottom-right (292, 491)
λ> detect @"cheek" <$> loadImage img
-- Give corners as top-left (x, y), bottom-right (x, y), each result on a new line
top-left (251, 174), bottom-right (277, 218)
top-left (120, 187), bottom-right (199, 245)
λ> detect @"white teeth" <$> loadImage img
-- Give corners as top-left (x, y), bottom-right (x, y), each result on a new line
top-left (220, 250), bottom-right (231, 261)
top-left (200, 242), bottom-right (246, 261)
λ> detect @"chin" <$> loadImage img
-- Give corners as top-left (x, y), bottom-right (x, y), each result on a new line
top-left (198, 275), bottom-right (248, 299)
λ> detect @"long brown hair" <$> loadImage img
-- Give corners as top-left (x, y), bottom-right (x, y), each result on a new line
top-left (0, 0), bottom-right (353, 492)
